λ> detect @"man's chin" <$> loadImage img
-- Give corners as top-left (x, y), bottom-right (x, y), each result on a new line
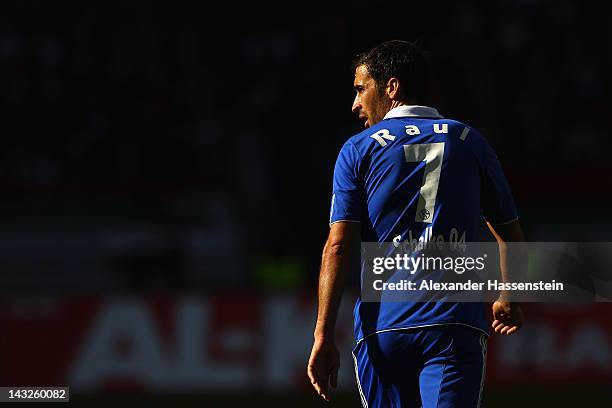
top-left (363, 120), bottom-right (370, 128)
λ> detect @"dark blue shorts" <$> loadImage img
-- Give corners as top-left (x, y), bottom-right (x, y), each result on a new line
top-left (352, 325), bottom-right (488, 408)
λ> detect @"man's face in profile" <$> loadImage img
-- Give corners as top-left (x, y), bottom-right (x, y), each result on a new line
top-left (351, 65), bottom-right (389, 128)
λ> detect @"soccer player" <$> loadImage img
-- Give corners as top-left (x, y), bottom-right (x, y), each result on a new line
top-left (307, 40), bottom-right (525, 407)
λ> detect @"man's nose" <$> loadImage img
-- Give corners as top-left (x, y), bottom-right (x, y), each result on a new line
top-left (352, 95), bottom-right (361, 113)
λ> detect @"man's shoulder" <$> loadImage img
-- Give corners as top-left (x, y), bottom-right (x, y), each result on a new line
top-left (351, 121), bottom-right (392, 138)
top-left (337, 124), bottom-right (379, 157)
top-left (344, 121), bottom-right (401, 151)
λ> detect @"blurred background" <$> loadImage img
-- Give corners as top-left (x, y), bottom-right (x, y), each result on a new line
top-left (1, 1), bottom-right (610, 406)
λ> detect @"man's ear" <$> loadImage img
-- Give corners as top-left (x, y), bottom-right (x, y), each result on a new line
top-left (386, 77), bottom-right (401, 99)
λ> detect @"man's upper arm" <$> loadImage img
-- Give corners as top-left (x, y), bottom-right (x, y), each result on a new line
top-left (330, 140), bottom-right (363, 225)
top-left (472, 132), bottom-right (518, 225)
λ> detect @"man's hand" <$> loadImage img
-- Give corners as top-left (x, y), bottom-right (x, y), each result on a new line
top-left (307, 338), bottom-right (340, 402)
top-left (492, 299), bottom-right (523, 335)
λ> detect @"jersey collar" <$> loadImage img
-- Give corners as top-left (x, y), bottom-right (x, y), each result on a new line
top-left (383, 105), bottom-right (443, 120)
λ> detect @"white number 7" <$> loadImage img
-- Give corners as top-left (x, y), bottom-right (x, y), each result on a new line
top-left (403, 142), bottom-right (445, 223)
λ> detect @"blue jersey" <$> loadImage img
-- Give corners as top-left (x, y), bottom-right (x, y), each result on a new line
top-left (329, 106), bottom-right (518, 341)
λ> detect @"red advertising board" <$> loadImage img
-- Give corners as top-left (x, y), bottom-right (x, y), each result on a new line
top-left (1, 295), bottom-right (611, 391)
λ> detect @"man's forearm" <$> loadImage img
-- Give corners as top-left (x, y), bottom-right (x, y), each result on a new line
top-left (488, 221), bottom-right (527, 301)
top-left (497, 242), bottom-right (528, 301)
top-left (313, 240), bottom-right (351, 341)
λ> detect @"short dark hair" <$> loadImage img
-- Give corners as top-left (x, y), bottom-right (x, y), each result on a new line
top-left (352, 40), bottom-right (430, 103)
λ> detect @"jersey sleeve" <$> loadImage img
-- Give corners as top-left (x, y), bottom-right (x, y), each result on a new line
top-left (329, 140), bottom-right (363, 225)
top-left (471, 133), bottom-right (518, 224)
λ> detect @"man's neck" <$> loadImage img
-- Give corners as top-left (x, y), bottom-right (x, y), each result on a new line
top-left (388, 100), bottom-right (407, 111)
